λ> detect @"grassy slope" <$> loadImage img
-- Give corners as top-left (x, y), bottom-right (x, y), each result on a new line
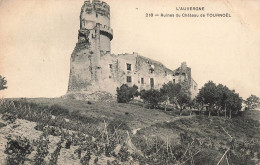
top-left (4, 98), bottom-right (260, 164)
top-left (133, 111), bottom-right (260, 164)
top-left (19, 98), bottom-right (182, 130)
top-left (12, 98), bottom-right (260, 143)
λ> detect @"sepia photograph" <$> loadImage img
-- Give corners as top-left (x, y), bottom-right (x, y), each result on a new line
top-left (0, 0), bottom-right (260, 164)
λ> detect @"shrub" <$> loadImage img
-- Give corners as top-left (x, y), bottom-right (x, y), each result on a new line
top-left (193, 149), bottom-right (219, 165)
top-left (49, 141), bottom-right (62, 165)
top-left (49, 104), bottom-right (70, 116)
top-left (80, 150), bottom-right (91, 165)
top-left (34, 135), bottom-right (49, 165)
top-left (107, 120), bottom-right (130, 133)
top-left (0, 75), bottom-right (7, 90)
top-left (5, 136), bottom-right (33, 165)
top-left (2, 112), bottom-right (17, 123)
top-left (116, 84), bottom-right (138, 103)
top-left (117, 144), bottom-right (130, 162)
top-left (0, 122), bottom-right (6, 128)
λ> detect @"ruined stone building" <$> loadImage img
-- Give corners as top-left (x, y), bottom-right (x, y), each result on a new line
top-left (67, 0), bottom-right (198, 99)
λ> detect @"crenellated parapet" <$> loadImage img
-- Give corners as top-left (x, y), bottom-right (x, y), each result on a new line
top-left (93, 0), bottom-right (110, 18)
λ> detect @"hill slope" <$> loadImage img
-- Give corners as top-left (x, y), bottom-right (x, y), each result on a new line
top-left (0, 98), bottom-right (259, 165)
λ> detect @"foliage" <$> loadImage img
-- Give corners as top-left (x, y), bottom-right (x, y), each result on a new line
top-left (116, 84), bottom-right (139, 103)
top-left (135, 115), bottom-right (260, 165)
top-left (177, 86), bottom-right (192, 111)
top-left (161, 81), bottom-right (191, 112)
top-left (5, 136), bottom-right (33, 165)
top-left (245, 94), bottom-right (260, 110)
top-left (106, 119), bottom-right (131, 133)
top-left (0, 99), bottom-right (134, 164)
top-left (140, 89), bottom-right (165, 108)
top-left (160, 82), bottom-right (182, 103)
top-left (80, 149), bottom-right (91, 165)
top-left (2, 112), bottom-right (17, 123)
top-left (188, 98), bottom-right (198, 109)
top-left (0, 75), bottom-right (7, 90)
top-left (225, 89), bottom-right (242, 117)
top-left (0, 122), bottom-right (7, 128)
top-left (49, 141), bottom-right (62, 165)
top-left (196, 81), bottom-right (217, 111)
top-left (34, 135), bottom-right (49, 165)
top-left (117, 144), bottom-right (130, 162)
top-left (196, 81), bottom-right (242, 117)
top-left (49, 104), bottom-right (70, 116)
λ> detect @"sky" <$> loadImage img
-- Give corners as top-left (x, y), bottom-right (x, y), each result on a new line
top-left (0, 0), bottom-right (259, 99)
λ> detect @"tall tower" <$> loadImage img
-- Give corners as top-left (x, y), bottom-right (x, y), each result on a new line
top-left (80, 0), bottom-right (113, 53)
top-left (67, 0), bottom-right (113, 93)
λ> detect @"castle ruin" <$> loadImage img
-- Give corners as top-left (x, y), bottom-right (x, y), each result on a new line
top-left (67, 0), bottom-right (198, 100)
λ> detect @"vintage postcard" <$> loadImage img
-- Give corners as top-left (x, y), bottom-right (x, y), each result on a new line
top-left (0, 0), bottom-right (259, 164)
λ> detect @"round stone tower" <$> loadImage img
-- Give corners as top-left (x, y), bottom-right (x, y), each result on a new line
top-left (80, 0), bottom-right (113, 53)
top-left (67, 0), bottom-right (113, 94)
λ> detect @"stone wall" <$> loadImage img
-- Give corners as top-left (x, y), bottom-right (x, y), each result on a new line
top-left (173, 62), bottom-right (198, 99)
top-left (68, 45), bottom-right (198, 97)
top-left (190, 78), bottom-right (198, 99)
top-left (94, 53), bottom-right (178, 95)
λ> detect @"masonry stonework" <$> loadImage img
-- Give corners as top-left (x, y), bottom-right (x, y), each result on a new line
top-left (67, 0), bottom-right (198, 100)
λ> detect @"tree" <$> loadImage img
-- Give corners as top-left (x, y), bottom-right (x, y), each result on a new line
top-left (245, 94), bottom-right (260, 110)
top-left (160, 82), bottom-right (181, 111)
top-left (176, 81), bottom-right (192, 115)
top-left (225, 90), bottom-right (242, 118)
top-left (187, 98), bottom-right (197, 115)
top-left (0, 75), bottom-right (7, 90)
top-left (161, 81), bottom-right (191, 115)
top-left (140, 89), bottom-right (165, 109)
top-left (197, 81), bottom-right (242, 118)
top-left (215, 84), bottom-right (229, 116)
top-left (196, 81), bottom-right (218, 117)
top-left (161, 82), bottom-right (182, 103)
top-left (116, 84), bottom-right (138, 103)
